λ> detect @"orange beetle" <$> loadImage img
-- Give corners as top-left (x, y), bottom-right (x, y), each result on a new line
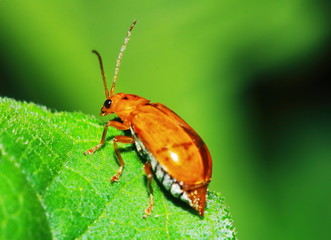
top-left (84, 20), bottom-right (212, 218)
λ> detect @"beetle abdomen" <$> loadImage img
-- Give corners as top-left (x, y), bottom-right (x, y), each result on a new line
top-left (129, 103), bottom-right (212, 215)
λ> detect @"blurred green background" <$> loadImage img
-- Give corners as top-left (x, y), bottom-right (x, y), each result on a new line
top-left (1, 0), bottom-right (330, 239)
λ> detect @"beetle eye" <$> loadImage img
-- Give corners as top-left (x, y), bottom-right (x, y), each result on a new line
top-left (104, 99), bottom-right (112, 109)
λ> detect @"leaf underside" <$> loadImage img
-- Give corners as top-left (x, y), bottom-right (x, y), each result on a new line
top-left (0, 97), bottom-right (236, 240)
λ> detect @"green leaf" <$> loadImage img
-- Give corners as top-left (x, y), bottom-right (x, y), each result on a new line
top-left (0, 97), bottom-right (237, 240)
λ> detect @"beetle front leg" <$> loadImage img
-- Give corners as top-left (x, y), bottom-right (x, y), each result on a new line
top-left (83, 120), bottom-right (130, 155)
top-left (143, 162), bottom-right (154, 218)
top-left (110, 135), bottom-right (135, 182)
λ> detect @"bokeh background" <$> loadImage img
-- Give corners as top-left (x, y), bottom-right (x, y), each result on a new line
top-left (1, 0), bottom-right (330, 239)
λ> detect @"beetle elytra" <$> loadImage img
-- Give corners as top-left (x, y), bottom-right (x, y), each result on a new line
top-left (84, 20), bottom-right (212, 218)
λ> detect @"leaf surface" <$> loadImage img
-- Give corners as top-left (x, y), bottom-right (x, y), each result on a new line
top-left (0, 97), bottom-right (236, 240)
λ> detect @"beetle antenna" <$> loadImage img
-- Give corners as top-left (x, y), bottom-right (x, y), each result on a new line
top-left (110, 20), bottom-right (137, 95)
top-left (92, 50), bottom-right (109, 98)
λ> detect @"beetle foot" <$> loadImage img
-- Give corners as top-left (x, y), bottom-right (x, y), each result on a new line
top-left (142, 193), bottom-right (154, 218)
top-left (110, 174), bottom-right (120, 182)
top-left (83, 143), bottom-right (103, 155)
top-left (83, 149), bottom-right (94, 155)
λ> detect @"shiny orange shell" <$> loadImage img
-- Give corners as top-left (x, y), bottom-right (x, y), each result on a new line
top-left (130, 102), bottom-right (212, 215)
top-left (99, 92), bottom-right (212, 215)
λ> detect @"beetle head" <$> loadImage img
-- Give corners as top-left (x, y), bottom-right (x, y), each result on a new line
top-left (100, 98), bottom-right (113, 116)
top-left (100, 93), bottom-right (149, 118)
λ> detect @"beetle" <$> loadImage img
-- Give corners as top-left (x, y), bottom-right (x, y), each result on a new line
top-left (84, 20), bottom-right (212, 218)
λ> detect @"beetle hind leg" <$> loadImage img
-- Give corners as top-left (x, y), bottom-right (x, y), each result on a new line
top-left (143, 162), bottom-right (154, 218)
top-left (110, 135), bottom-right (134, 182)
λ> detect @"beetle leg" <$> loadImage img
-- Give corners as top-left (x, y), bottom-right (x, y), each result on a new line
top-left (143, 162), bottom-right (154, 218)
top-left (83, 120), bottom-right (130, 155)
top-left (110, 135), bottom-right (134, 182)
